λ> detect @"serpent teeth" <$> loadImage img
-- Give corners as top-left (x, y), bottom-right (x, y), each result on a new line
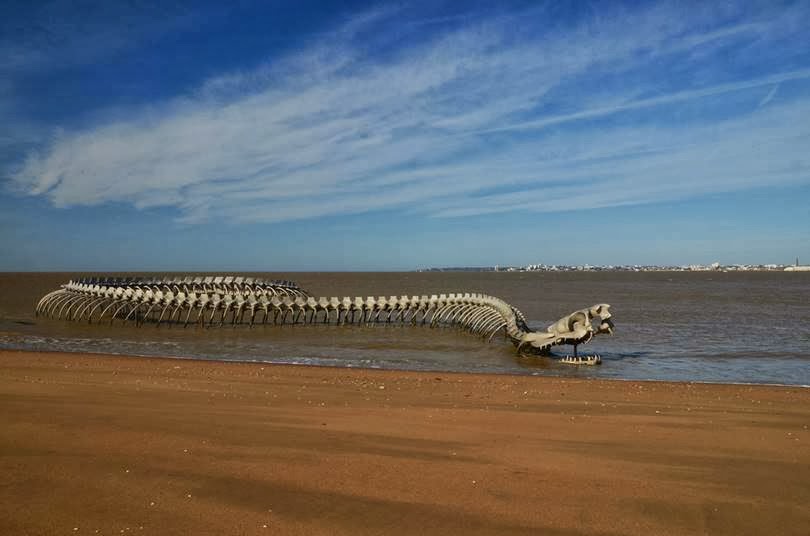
top-left (560, 355), bottom-right (602, 366)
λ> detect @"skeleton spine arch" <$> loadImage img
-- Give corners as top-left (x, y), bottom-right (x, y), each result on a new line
top-left (36, 275), bottom-right (614, 364)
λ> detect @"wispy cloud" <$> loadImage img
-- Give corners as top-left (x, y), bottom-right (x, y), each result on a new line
top-left (477, 68), bottom-right (810, 135)
top-left (8, 1), bottom-right (810, 224)
top-left (758, 84), bottom-right (780, 107)
top-left (429, 100), bottom-right (810, 218)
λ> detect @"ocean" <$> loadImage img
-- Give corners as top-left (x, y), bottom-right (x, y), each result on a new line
top-left (1, 271), bottom-right (808, 385)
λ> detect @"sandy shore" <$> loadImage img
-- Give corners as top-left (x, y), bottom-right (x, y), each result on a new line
top-left (1, 350), bottom-right (808, 535)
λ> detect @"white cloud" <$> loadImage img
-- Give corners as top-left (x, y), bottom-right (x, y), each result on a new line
top-left (758, 84), bottom-right (779, 107)
top-left (430, 101), bottom-right (810, 218)
top-left (476, 68), bottom-right (810, 135)
top-left (9, 2), bottom-right (810, 224)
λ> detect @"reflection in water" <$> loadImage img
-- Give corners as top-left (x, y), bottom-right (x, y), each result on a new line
top-left (1, 271), bottom-right (808, 385)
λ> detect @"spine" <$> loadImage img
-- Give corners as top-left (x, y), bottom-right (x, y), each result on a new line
top-left (35, 278), bottom-right (528, 344)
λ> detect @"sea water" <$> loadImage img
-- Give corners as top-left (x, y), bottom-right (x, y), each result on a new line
top-left (1, 271), bottom-right (808, 385)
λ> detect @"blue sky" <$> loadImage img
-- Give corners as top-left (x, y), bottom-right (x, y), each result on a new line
top-left (1, 0), bottom-right (809, 271)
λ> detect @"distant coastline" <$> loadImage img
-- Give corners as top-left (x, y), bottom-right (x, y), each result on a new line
top-left (417, 262), bottom-right (806, 273)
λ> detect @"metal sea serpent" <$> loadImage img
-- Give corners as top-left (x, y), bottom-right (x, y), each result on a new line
top-left (36, 276), bottom-right (614, 365)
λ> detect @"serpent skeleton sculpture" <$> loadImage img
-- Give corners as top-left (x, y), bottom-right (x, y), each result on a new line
top-left (36, 276), bottom-right (614, 365)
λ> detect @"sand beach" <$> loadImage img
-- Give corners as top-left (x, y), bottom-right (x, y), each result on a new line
top-left (1, 349), bottom-right (808, 535)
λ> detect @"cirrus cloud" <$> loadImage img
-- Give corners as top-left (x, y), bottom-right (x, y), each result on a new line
top-left (9, 1), bottom-right (810, 224)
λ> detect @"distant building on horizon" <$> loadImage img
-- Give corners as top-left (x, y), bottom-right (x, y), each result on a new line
top-left (785, 257), bottom-right (810, 272)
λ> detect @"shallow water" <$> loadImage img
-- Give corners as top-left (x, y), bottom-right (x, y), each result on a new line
top-left (1, 271), bottom-right (808, 385)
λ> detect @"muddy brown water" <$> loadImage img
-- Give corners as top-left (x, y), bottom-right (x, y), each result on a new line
top-left (1, 271), bottom-right (808, 384)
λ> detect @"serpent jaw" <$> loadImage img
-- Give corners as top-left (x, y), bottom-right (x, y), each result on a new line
top-left (560, 354), bottom-right (602, 365)
top-left (515, 303), bottom-right (613, 364)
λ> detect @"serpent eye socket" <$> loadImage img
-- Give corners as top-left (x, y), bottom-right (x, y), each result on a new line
top-left (598, 317), bottom-right (614, 335)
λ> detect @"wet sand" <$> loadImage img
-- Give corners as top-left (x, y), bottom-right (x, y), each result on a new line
top-left (1, 350), bottom-right (809, 535)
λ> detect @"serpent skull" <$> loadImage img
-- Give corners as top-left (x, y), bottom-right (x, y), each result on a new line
top-left (517, 304), bottom-right (613, 364)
